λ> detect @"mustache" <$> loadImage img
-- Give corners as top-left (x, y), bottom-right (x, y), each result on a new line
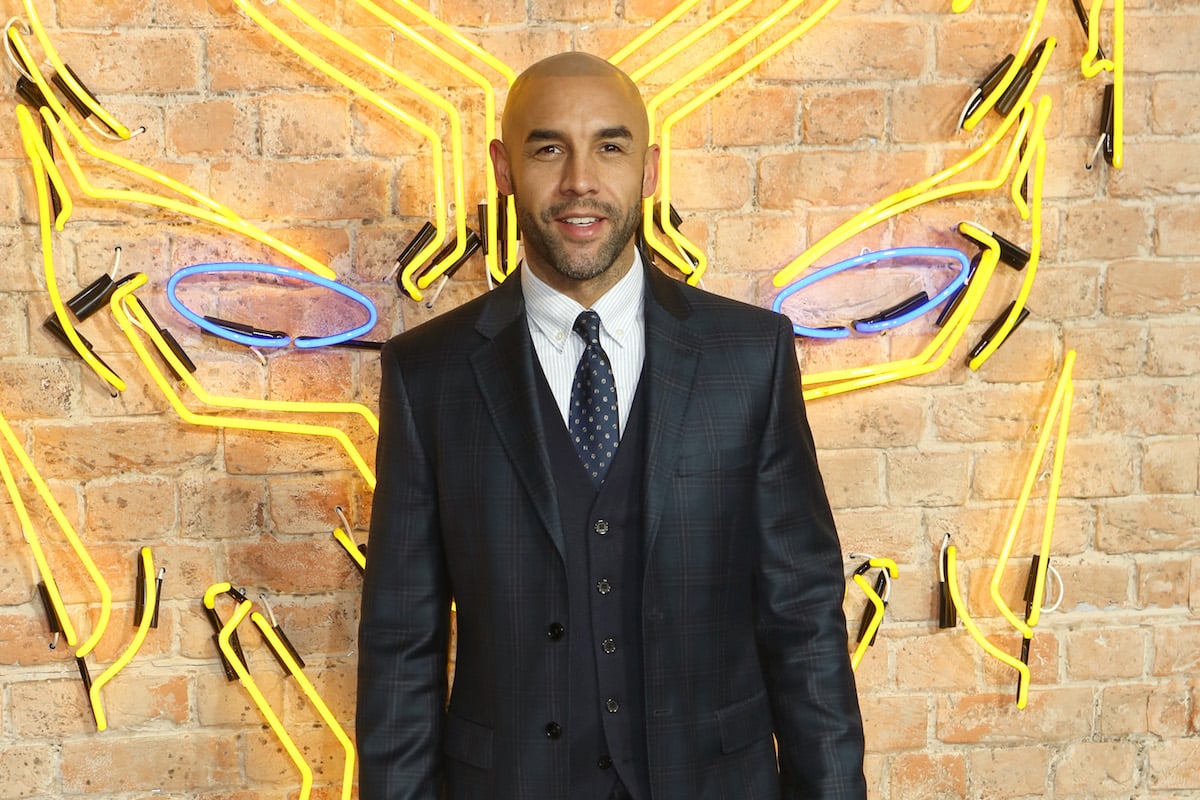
top-left (540, 199), bottom-right (620, 223)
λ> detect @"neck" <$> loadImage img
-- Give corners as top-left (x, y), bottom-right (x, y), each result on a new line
top-left (524, 246), bottom-right (637, 308)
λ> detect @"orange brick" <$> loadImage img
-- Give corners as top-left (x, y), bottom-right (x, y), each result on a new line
top-left (759, 20), bottom-right (926, 83)
top-left (1146, 739), bottom-right (1200, 792)
top-left (196, 667), bottom-right (287, 727)
top-left (888, 753), bottom-right (967, 800)
top-left (52, 31), bottom-right (204, 94)
top-left (0, 359), bottom-right (75, 421)
top-left (1055, 741), bottom-right (1138, 795)
top-left (1066, 320), bottom-right (1146, 379)
top-left (967, 746), bottom-right (1050, 797)
top-left (1099, 683), bottom-right (1151, 737)
top-left (931, 382), bottom-right (1049, 443)
top-left (1137, 557), bottom-right (1191, 609)
top-left (221, 427), bottom-right (372, 480)
top-left (1147, 321), bottom-right (1200, 377)
top-left (1157, 204), bottom-right (1200, 256)
top-left (662, 152), bottom-right (751, 211)
top-left (226, 535), bottom-right (358, 596)
top-left (936, 687), bottom-right (1093, 743)
top-left (1065, 627), bottom-right (1145, 680)
top-left (208, 29), bottom-right (328, 93)
top-left (859, 694), bottom-right (929, 752)
top-left (440, 0), bottom-right (526, 25)
top-left (802, 88), bottom-right (886, 146)
top-left (758, 149), bottom-right (929, 210)
top-left (1051, 558), bottom-right (1131, 612)
top-left (817, 448), bottom-right (884, 509)
top-left (833, 508), bottom-right (926, 566)
top-left (1097, 379), bottom-right (1200, 436)
top-left (1152, 623), bottom-right (1200, 677)
top-left (1143, 437), bottom-right (1199, 495)
top-left (0, 744), bottom-right (55, 799)
top-left (261, 94), bottom-right (352, 158)
top-left (886, 449), bottom-right (971, 507)
top-left (83, 475), bottom-right (176, 541)
top-left (166, 99), bottom-right (258, 157)
top-left (100, 671), bottom-right (191, 729)
top-left (894, 633), bottom-right (977, 692)
top-left (61, 731), bottom-right (239, 792)
top-left (208, 159), bottom-right (387, 222)
top-left (1111, 140), bottom-right (1200, 199)
top-left (805, 387), bottom-right (926, 448)
top-left (1062, 201), bottom-right (1150, 262)
top-left (9, 677), bottom-right (94, 738)
top-left (530, 0), bottom-right (614, 21)
top-left (267, 475), bottom-right (356, 536)
top-left (31, 420), bottom-right (218, 480)
top-left (710, 85), bottom-right (800, 147)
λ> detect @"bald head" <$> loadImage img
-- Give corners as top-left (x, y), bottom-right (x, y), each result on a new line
top-left (502, 52), bottom-right (648, 146)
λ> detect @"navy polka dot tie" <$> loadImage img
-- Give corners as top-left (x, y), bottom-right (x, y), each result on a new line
top-left (570, 310), bottom-right (619, 487)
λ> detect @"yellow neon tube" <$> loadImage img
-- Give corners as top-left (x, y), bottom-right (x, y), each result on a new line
top-left (218, 599), bottom-right (313, 800)
top-left (988, 350), bottom-right (1075, 638)
top-left (21, 0), bottom-right (131, 138)
top-left (6, 28), bottom-right (335, 280)
top-left (383, 0), bottom-right (521, 282)
top-left (961, 0), bottom-right (1049, 131)
top-left (798, 223), bottom-right (1001, 400)
top-left (271, 0), bottom-right (469, 297)
top-left (88, 547), bottom-right (157, 732)
top-left (251, 612), bottom-right (356, 800)
top-left (626, 0), bottom-right (757, 84)
top-left (655, 0), bottom-right (847, 283)
top-left (0, 397), bottom-right (111, 659)
top-left (0, 417), bottom-right (78, 647)
top-left (774, 39), bottom-right (1053, 289)
top-left (848, 558), bottom-right (897, 672)
top-left (230, 0), bottom-right (446, 299)
top-left (110, 276), bottom-right (377, 489)
top-left (609, 0), bottom-right (705, 66)
top-left (968, 95), bottom-right (1052, 371)
top-left (946, 544), bottom-right (1030, 708)
top-left (18, 105), bottom-right (127, 395)
top-left (641, 0), bottom-right (824, 278)
top-left (1082, 0), bottom-right (1124, 168)
top-left (332, 527), bottom-right (367, 570)
top-left (1026, 376), bottom-right (1073, 630)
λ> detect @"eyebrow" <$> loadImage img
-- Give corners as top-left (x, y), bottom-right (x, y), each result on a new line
top-left (524, 126), bottom-right (635, 143)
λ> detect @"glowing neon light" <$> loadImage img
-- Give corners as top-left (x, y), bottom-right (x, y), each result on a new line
top-left (20, 0), bottom-right (132, 138)
top-left (215, 596), bottom-right (313, 800)
top-left (848, 558), bottom-right (897, 673)
top-left (772, 247), bottom-right (970, 338)
top-left (111, 275), bottom-right (378, 489)
top-left (230, 0), bottom-right (452, 301)
top-left (989, 350), bottom-right (1076, 638)
top-left (945, 543), bottom-right (1032, 709)
top-left (267, 0), bottom-right (472, 297)
top-left (166, 263), bottom-right (377, 350)
top-left (959, 0), bottom-right (1050, 132)
top-left (251, 612), bottom-right (356, 800)
top-left (88, 547), bottom-right (157, 732)
top-left (1081, 0), bottom-right (1124, 168)
top-left (7, 28), bottom-right (335, 281)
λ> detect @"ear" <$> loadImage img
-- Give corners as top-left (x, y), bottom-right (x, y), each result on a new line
top-left (641, 144), bottom-right (660, 199)
top-left (490, 139), bottom-right (513, 195)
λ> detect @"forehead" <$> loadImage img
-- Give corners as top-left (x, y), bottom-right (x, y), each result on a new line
top-left (506, 74), bottom-right (647, 140)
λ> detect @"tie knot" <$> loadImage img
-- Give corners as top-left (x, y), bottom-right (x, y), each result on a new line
top-left (573, 310), bottom-right (603, 347)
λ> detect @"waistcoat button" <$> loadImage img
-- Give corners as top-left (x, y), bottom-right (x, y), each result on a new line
top-left (594, 519), bottom-right (609, 535)
top-left (606, 698), bottom-right (620, 713)
top-left (596, 579), bottom-right (611, 595)
top-left (602, 637), bottom-right (617, 654)
top-left (545, 722), bottom-right (562, 739)
top-left (547, 622), bottom-right (565, 640)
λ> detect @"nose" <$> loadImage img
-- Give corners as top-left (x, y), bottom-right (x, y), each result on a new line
top-left (559, 151), bottom-right (598, 196)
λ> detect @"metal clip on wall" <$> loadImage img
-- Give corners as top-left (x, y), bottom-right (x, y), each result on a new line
top-left (257, 594), bottom-right (306, 673)
top-left (959, 54), bottom-right (1015, 128)
top-left (36, 580), bottom-right (65, 649)
top-left (937, 534), bottom-right (957, 629)
top-left (1087, 84), bottom-right (1116, 170)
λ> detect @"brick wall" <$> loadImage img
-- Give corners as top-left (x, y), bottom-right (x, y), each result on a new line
top-left (0, 1), bottom-right (1195, 798)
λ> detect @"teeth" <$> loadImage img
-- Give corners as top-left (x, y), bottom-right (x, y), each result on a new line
top-left (563, 217), bottom-right (599, 225)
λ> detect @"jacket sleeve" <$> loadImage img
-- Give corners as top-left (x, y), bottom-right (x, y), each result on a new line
top-left (358, 340), bottom-right (450, 800)
top-left (754, 316), bottom-right (867, 800)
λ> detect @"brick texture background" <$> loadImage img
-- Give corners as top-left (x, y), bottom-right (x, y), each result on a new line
top-left (0, 0), bottom-right (1196, 798)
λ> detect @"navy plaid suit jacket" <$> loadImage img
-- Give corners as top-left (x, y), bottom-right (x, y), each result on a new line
top-left (358, 262), bottom-right (866, 800)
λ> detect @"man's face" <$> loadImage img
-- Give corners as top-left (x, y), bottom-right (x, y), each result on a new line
top-left (492, 73), bottom-right (659, 290)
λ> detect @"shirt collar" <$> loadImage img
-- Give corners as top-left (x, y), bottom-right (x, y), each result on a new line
top-left (523, 250), bottom-right (646, 353)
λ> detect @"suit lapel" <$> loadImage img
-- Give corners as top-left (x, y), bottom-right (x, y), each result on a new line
top-left (640, 265), bottom-right (702, 563)
top-left (469, 273), bottom-right (566, 561)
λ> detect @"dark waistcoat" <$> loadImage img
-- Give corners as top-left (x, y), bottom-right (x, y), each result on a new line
top-left (535, 369), bottom-right (652, 800)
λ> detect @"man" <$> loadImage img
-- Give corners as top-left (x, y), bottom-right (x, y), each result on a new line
top-left (358, 52), bottom-right (866, 800)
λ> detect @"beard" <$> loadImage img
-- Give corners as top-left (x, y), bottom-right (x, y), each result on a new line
top-left (514, 195), bottom-right (643, 282)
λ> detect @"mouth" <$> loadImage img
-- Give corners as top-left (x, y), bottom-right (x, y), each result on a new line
top-left (555, 214), bottom-right (606, 239)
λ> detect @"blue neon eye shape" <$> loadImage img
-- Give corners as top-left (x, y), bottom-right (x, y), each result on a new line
top-left (166, 262), bottom-right (378, 349)
top-left (771, 247), bottom-right (971, 339)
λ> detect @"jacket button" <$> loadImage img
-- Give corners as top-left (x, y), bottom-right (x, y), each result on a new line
top-left (606, 698), bottom-right (620, 713)
top-left (602, 637), bottom-right (617, 654)
top-left (594, 519), bottom-right (609, 535)
top-left (545, 722), bottom-right (562, 739)
top-left (547, 623), bottom-right (565, 640)
top-left (596, 578), bottom-right (611, 595)
top-left (598, 755), bottom-right (613, 770)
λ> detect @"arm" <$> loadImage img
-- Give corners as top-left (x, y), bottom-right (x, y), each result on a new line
top-left (755, 316), bottom-right (867, 800)
top-left (358, 340), bottom-right (451, 800)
